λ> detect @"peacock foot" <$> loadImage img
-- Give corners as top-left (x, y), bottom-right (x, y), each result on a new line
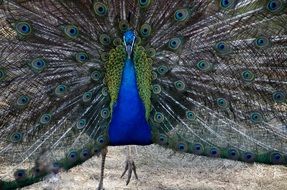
top-left (121, 158), bottom-right (138, 185)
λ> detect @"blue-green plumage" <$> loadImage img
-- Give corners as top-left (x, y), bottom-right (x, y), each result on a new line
top-left (108, 30), bottom-right (152, 145)
top-left (108, 58), bottom-right (152, 145)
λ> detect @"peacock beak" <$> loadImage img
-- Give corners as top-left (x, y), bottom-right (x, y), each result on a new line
top-left (125, 44), bottom-right (133, 59)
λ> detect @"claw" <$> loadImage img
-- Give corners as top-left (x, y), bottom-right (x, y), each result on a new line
top-left (121, 159), bottom-right (138, 185)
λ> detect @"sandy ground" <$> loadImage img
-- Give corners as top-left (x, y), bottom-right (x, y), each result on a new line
top-left (14, 145), bottom-right (286, 190)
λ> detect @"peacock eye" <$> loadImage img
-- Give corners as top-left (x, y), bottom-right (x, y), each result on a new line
top-left (55, 84), bottom-right (67, 96)
top-left (196, 60), bottom-right (213, 72)
top-left (221, 0), bottom-right (230, 7)
top-left (217, 42), bottom-right (225, 50)
top-left (93, 2), bottom-right (108, 16)
top-left (152, 84), bottom-right (161, 94)
top-left (158, 134), bottom-right (168, 145)
top-left (216, 98), bottom-right (229, 108)
top-left (214, 41), bottom-right (231, 54)
top-left (242, 152), bottom-right (255, 163)
top-left (14, 169), bottom-right (27, 180)
top-left (80, 148), bottom-right (91, 160)
top-left (138, 0), bottom-right (151, 8)
top-left (227, 148), bottom-right (240, 160)
top-left (177, 142), bottom-right (187, 152)
top-left (209, 147), bottom-right (220, 157)
top-left (241, 70), bottom-right (255, 82)
top-left (174, 80), bottom-right (185, 91)
top-left (15, 21), bottom-right (32, 36)
top-left (113, 38), bottom-right (122, 46)
top-left (76, 52), bottom-right (89, 63)
top-left (193, 143), bottom-right (204, 155)
top-left (35, 60), bottom-right (43, 67)
top-left (100, 108), bottom-right (110, 119)
top-left (270, 152), bottom-right (284, 164)
top-left (186, 111), bottom-right (196, 121)
top-left (40, 113), bottom-right (52, 124)
top-left (197, 60), bottom-right (206, 69)
top-left (82, 91), bottom-right (92, 102)
top-left (220, 0), bottom-right (236, 9)
top-left (157, 65), bottom-right (169, 75)
top-left (10, 132), bottom-right (23, 143)
top-left (174, 9), bottom-right (189, 22)
top-left (140, 23), bottom-right (151, 38)
top-left (119, 20), bottom-right (129, 32)
top-left (97, 135), bottom-right (106, 144)
top-left (254, 36), bottom-right (269, 48)
top-left (168, 37), bottom-right (182, 50)
top-left (257, 39), bottom-right (264, 45)
top-left (146, 48), bottom-right (156, 57)
top-left (31, 58), bottom-right (47, 72)
top-left (157, 133), bottom-right (168, 145)
top-left (154, 112), bottom-right (164, 123)
top-left (17, 95), bottom-right (30, 106)
top-left (77, 119), bottom-right (87, 130)
top-left (267, 0), bottom-right (283, 12)
top-left (250, 112), bottom-right (263, 123)
top-left (99, 34), bottom-right (111, 46)
top-left (272, 91), bottom-right (286, 103)
top-left (101, 87), bottom-right (108, 96)
top-left (91, 70), bottom-right (103, 82)
top-left (64, 25), bottom-right (79, 39)
top-left (67, 150), bottom-right (78, 162)
top-left (100, 52), bottom-right (109, 61)
top-left (80, 55), bottom-right (85, 60)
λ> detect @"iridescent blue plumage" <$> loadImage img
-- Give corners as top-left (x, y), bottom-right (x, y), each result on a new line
top-left (108, 58), bottom-right (152, 145)
top-left (108, 30), bottom-right (152, 145)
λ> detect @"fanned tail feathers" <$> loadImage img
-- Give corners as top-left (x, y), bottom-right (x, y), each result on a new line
top-left (149, 0), bottom-right (287, 164)
top-left (0, 0), bottom-right (286, 189)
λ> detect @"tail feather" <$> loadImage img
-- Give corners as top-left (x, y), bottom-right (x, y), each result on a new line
top-left (0, 1), bottom-right (113, 186)
top-left (0, 0), bottom-right (286, 189)
top-left (150, 0), bottom-right (287, 164)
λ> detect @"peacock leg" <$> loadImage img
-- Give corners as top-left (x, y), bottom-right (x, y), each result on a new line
top-left (121, 145), bottom-right (138, 185)
top-left (97, 147), bottom-right (108, 190)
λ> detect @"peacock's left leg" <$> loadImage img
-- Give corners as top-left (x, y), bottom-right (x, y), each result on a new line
top-left (121, 145), bottom-right (139, 185)
top-left (97, 147), bottom-right (108, 190)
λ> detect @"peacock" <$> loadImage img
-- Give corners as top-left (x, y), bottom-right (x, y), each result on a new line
top-left (0, 0), bottom-right (287, 189)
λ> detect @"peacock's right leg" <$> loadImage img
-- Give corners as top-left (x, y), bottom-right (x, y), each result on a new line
top-left (97, 147), bottom-right (108, 190)
top-left (121, 146), bottom-right (139, 185)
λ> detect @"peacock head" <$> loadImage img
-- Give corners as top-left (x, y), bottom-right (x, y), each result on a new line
top-left (123, 30), bottom-right (136, 58)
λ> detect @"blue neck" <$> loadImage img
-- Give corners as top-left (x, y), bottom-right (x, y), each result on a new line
top-left (108, 59), bottom-right (152, 146)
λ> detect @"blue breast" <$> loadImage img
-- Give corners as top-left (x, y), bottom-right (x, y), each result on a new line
top-left (108, 59), bottom-right (152, 146)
